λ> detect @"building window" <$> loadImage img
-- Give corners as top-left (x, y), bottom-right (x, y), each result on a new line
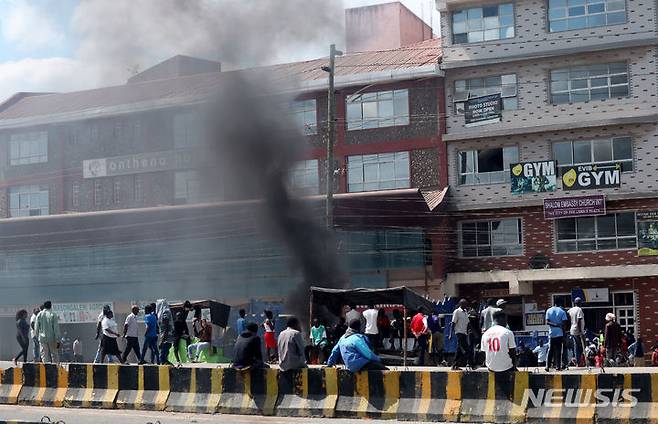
top-left (454, 74), bottom-right (518, 114)
top-left (460, 218), bottom-right (523, 257)
top-left (173, 112), bottom-right (201, 148)
top-left (550, 62), bottom-right (629, 104)
top-left (458, 146), bottom-right (518, 185)
top-left (94, 180), bottom-right (102, 208)
top-left (9, 185), bottom-right (49, 217)
top-left (71, 181), bottom-right (80, 210)
top-left (556, 212), bottom-right (637, 252)
top-left (175, 170), bottom-right (201, 204)
top-left (548, 0), bottom-right (626, 32)
top-left (348, 152), bottom-right (410, 192)
top-left (452, 4), bottom-right (514, 44)
top-left (346, 89), bottom-right (409, 130)
top-left (9, 131), bottom-right (48, 165)
top-left (134, 175), bottom-right (144, 204)
top-left (292, 99), bottom-right (317, 135)
top-left (113, 179), bottom-right (121, 205)
top-left (289, 159), bottom-right (319, 195)
top-left (553, 137), bottom-right (633, 172)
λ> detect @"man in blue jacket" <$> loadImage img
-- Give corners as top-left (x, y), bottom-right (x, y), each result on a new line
top-left (326, 319), bottom-right (387, 372)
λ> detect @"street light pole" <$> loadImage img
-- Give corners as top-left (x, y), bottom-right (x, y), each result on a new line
top-left (323, 44), bottom-right (342, 230)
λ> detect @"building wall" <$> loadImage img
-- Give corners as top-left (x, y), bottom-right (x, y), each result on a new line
top-left (444, 46), bottom-right (658, 136)
top-left (438, 0), bottom-right (658, 67)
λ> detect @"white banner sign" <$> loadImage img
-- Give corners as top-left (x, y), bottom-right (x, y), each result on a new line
top-left (51, 302), bottom-right (114, 324)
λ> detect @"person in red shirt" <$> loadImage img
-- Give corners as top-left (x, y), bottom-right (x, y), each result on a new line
top-left (410, 307), bottom-right (430, 366)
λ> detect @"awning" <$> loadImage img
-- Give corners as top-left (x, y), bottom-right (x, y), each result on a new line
top-left (310, 286), bottom-right (437, 317)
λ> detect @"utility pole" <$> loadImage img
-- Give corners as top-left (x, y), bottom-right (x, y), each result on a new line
top-left (323, 44), bottom-right (342, 230)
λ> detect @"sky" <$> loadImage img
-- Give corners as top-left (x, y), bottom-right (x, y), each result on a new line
top-left (0, 0), bottom-right (440, 103)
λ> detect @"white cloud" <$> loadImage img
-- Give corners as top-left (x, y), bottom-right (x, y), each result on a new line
top-left (1, 0), bottom-right (65, 51)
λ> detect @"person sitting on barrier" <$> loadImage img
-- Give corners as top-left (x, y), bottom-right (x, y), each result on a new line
top-left (278, 316), bottom-right (307, 372)
top-left (233, 322), bottom-right (268, 369)
top-left (188, 318), bottom-right (212, 362)
top-left (481, 310), bottom-right (517, 373)
top-left (326, 319), bottom-right (388, 372)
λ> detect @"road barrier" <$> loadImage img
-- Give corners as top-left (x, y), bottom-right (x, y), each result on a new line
top-left (396, 370), bottom-right (461, 422)
top-left (64, 363), bottom-right (119, 408)
top-left (18, 363), bottom-right (67, 407)
top-left (166, 367), bottom-right (222, 413)
top-left (0, 367), bottom-right (23, 404)
top-left (525, 373), bottom-right (596, 424)
top-left (596, 373), bottom-right (655, 424)
top-left (275, 368), bottom-right (338, 417)
top-left (216, 367), bottom-right (278, 416)
top-left (115, 365), bottom-right (169, 411)
top-left (460, 370), bottom-right (528, 423)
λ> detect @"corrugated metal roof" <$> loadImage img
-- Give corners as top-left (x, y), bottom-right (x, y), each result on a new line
top-left (0, 39), bottom-right (441, 124)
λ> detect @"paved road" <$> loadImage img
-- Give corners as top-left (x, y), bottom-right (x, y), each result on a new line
top-left (0, 405), bottom-right (435, 424)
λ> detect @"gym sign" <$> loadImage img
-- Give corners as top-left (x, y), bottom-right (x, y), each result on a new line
top-left (561, 163), bottom-right (621, 191)
top-left (510, 160), bottom-right (557, 194)
top-left (83, 149), bottom-right (196, 178)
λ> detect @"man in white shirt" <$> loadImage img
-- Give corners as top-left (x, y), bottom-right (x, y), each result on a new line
top-left (480, 299), bottom-right (499, 332)
top-left (450, 299), bottom-right (473, 370)
top-left (481, 310), bottom-right (517, 372)
top-left (568, 297), bottom-right (586, 367)
top-left (30, 306), bottom-right (42, 362)
top-left (121, 305), bottom-right (142, 364)
top-left (362, 303), bottom-right (379, 350)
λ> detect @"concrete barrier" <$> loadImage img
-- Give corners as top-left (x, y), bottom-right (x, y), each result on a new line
top-left (397, 371), bottom-right (462, 422)
top-left (18, 363), bottom-right (68, 407)
top-left (275, 367), bottom-right (338, 417)
top-left (115, 365), bottom-right (169, 411)
top-left (217, 367), bottom-right (278, 416)
top-left (64, 363), bottom-right (119, 409)
top-left (525, 373), bottom-right (596, 424)
top-left (165, 367), bottom-right (222, 413)
top-left (596, 372), bottom-right (658, 424)
top-left (334, 369), bottom-right (402, 419)
top-left (459, 370), bottom-right (528, 423)
top-left (0, 367), bottom-right (23, 405)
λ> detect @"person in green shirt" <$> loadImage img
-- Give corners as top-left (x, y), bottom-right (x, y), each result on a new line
top-left (309, 319), bottom-right (328, 364)
top-left (34, 301), bottom-right (61, 364)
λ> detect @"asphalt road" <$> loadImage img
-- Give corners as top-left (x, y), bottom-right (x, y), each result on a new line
top-left (0, 405), bottom-right (435, 424)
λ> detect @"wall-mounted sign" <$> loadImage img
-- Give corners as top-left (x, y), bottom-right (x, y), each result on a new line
top-left (561, 163), bottom-right (621, 190)
top-left (525, 312), bottom-right (546, 327)
top-left (571, 288), bottom-right (609, 303)
top-left (510, 160), bottom-right (557, 194)
top-left (51, 302), bottom-right (114, 324)
top-left (638, 211), bottom-right (658, 257)
top-left (543, 194), bottom-right (606, 219)
top-left (464, 93), bottom-right (502, 127)
top-left (83, 149), bottom-right (196, 178)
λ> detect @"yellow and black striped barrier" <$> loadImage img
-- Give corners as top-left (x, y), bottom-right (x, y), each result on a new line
top-left (274, 367), bottom-right (338, 417)
top-left (596, 372), bottom-right (657, 424)
top-left (458, 370), bottom-right (527, 423)
top-left (334, 369), bottom-right (402, 419)
top-left (525, 373), bottom-right (596, 424)
top-left (0, 367), bottom-right (23, 405)
top-left (217, 367), bottom-right (278, 416)
top-left (17, 363), bottom-right (68, 407)
top-left (64, 363), bottom-right (119, 409)
top-left (115, 365), bottom-right (169, 411)
top-left (165, 367), bottom-right (222, 413)
top-left (397, 370), bottom-right (461, 422)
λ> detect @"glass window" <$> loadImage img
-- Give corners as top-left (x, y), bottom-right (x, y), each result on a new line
top-left (454, 74), bottom-right (517, 115)
top-left (452, 3), bottom-right (514, 44)
top-left (291, 99), bottom-right (317, 135)
top-left (173, 112), bottom-right (202, 148)
top-left (458, 146), bottom-right (518, 185)
top-left (9, 185), bottom-right (49, 217)
top-left (9, 131), bottom-right (48, 165)
top-left (460, 218), bottom-right (522, 257)
top-left (549, 0), bottom-right (626, 32)
top-left (347, 152), bottom-right (410, 192)
top-left (550, 62), bottom-right (629, 104)
top-left (556, 212), bottom-right (637, 252)
top-left (553, 137), bottom-right (633, 172)
top-left (174, 170), bottom-right (201, 204)
top-left (346, 90), bottom-right (409, 130)
top-left (289, 159), bottom-right (320, 195)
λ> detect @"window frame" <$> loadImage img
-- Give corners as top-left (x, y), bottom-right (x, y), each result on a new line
top-left (454, 73), bottom-right (518, 115)
top-left (345, 89), bottom-right (410, 131)
top-left (451, 3), bottom-right (516, 44)
top-left (549, 62), bottom-right (630, 105)
top-left (555, 211), bottom-right (638, 253)
top-left (173, 111), bottom-right (202, 149)
top-left (9, 131), bottom-right (49, 166)
top-left (174, 170), bottom-right (202, 204)
top-left (457, 145), bottom-right (519, 186)
top-left (547, 0), bottom-right (627, 33)
top-left (458, 217), bottom-right (524, 258)
top-left (291, 99), bottom-right (318, 135)
top-left (289, 159), bottom-right (320, 195)
top-left (8, 184), bottom-right (50, 218)
top-left (347, 151), bottom-right (411, 193)
top-left (552, 136), bottom-right (634, 173)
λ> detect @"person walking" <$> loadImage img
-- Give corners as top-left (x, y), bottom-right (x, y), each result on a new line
top-left (140, 304), bottom-right (159, 365)
top-left (157, 299), bottom-right (175, 366)
top-left (362, 304), bottom-right (379, 351)
top-left (545, 298), bottom-right (568, 371)
top-left (263, 310), bottom-right (277, 363)
top-left (326, 319), bottom-right (387, 372)
top-left (481, 311), bottom-right (517, 372)
top-left (277, 316), bottom-right (307, 372)
top-left (428, 311), bottom-right (444, 365)
top-left (604, 313), bottom-right (622, 364)
top-left (173, 311), bottom-right (191, 364)
top-left (94, 305), bottom-right (112, 363)
top-left (567, 297), bottom-right (586, 367)
top-left (100, 310), bottom-right (124, 364)
top-left (236, 309), bottom-right (247, 336)
top-left (34, 301), bottom-right (61, 364)
top-left (30, 306), bottom-right (42, 362)
top-left (14, 309), bottom-right (30, 365)
top-left (450, 299), bottom-right (473, 370)
top-left (122, 305), bottom-right (142, 364)
top-left (410, 307), bottom-right (430, 366)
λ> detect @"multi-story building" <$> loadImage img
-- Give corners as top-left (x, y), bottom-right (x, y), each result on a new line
top-left (436, 0), bottom-right (658, 338)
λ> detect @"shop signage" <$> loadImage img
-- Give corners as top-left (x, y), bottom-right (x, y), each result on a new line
top-left (525, 312), bottom-right (546, 327)
top-left (571, 288), bottom-right (609, 303)
top-left (481, 288), bottom-right (509, 297)
top-left (543, 195), bottom-right (606, 219)
top-left (51, 302), bottom-right (114, 324)
top-left (510, 160), bottom-right (557, 194)
top-left (637, 211), bottom-right (658, 257)
top-left (464, 93), bottom-right (502, 127)
top-left (83, 149), bottom-right (196, 178)
top-left (561, 163), bottom-right (621, 190)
